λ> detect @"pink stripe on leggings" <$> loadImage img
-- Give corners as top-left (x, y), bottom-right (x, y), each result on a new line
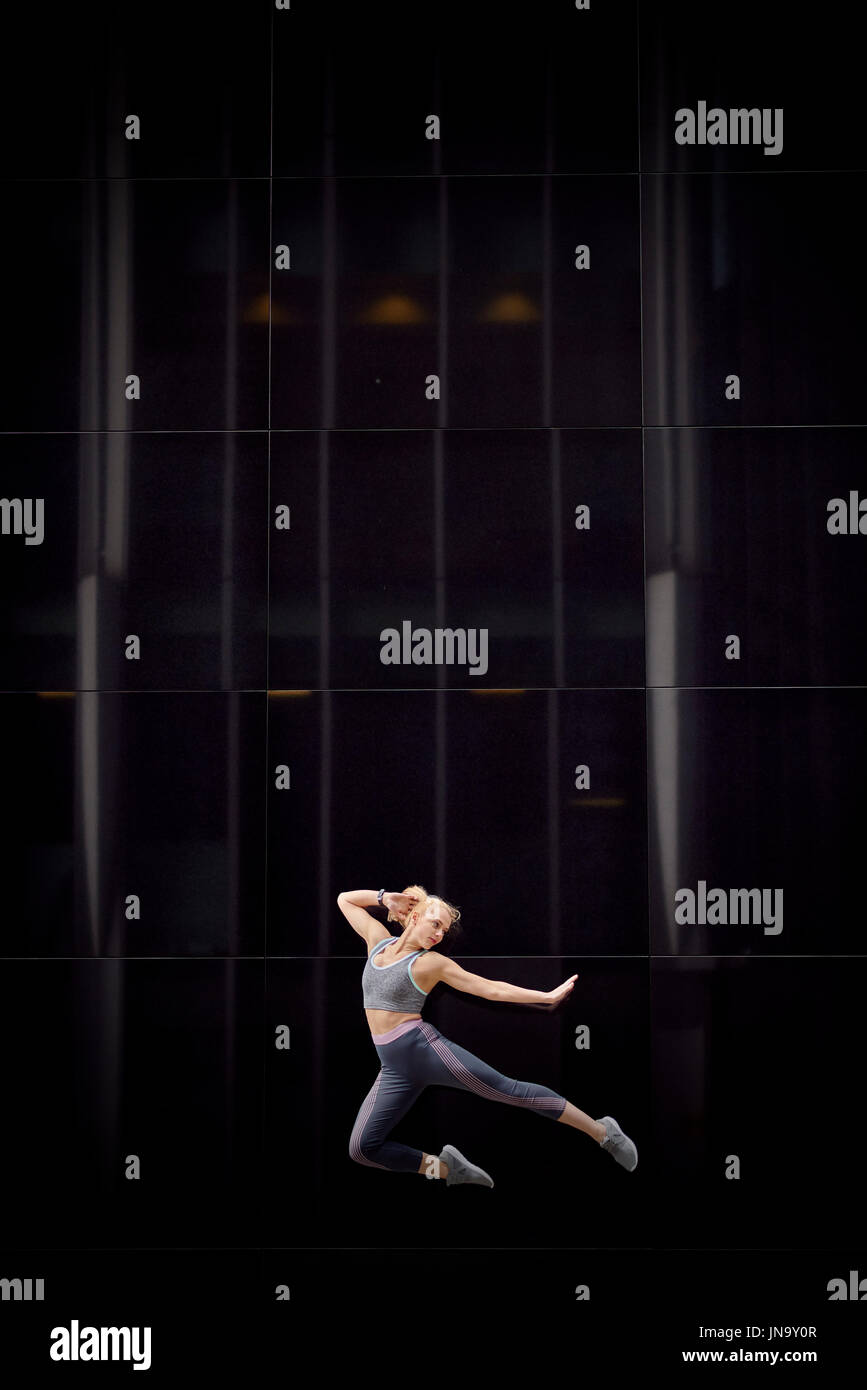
top-left (348, 1071), bottom-right (390, 1169)
top-left (417, 1021), bottom-right (565, 1110)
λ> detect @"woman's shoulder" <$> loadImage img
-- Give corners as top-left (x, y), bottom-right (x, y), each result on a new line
top-left (412, 948), bottom-right (446, 985)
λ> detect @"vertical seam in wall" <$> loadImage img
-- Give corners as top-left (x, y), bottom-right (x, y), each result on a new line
top-left (261, 0), bottom-right (275, 1294)
top-left (636, 0), bottom-right (654, 1252)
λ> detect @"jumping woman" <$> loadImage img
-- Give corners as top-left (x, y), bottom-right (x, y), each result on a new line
top-left (339, 883), bottom-right (638, 1187)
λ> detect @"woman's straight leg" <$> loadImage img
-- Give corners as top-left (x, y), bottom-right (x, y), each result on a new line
top-left (415, 1020), bottom-right (568, 1117)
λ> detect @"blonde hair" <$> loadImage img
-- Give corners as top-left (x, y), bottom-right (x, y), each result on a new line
top-left (387, 883), bottom-right (462, 930)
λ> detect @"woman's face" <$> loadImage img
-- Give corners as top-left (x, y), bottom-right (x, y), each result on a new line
top-left (411, 898), bottom-right (449, 949)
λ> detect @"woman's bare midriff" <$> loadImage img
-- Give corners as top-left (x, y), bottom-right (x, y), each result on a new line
top-left (366, 1007), bottom-right (421, 1036)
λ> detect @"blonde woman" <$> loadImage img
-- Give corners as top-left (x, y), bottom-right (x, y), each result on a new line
top-left (339, 884), bottom-right (638, 1186)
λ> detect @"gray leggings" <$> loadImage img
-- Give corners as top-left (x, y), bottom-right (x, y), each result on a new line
top-left (349, 1017), bottom-right (568, 1174)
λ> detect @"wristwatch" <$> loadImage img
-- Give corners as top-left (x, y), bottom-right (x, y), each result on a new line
top-left (377, 889), bottom-right (386, 906)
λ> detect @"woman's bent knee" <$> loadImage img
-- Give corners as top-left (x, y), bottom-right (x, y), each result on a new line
top-left (349, 1133), bottom-right (380, 1165)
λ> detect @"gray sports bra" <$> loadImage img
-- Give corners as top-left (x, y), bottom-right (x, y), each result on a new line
top-left (362, 936), bottom-right (429, 1012)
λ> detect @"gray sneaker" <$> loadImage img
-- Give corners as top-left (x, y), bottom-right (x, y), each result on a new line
top-left (597, 1116), bottom-right (638, 1171)
top-left (439, 1144), bottom-right (494, 1188)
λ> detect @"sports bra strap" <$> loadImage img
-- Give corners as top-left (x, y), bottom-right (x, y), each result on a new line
top-left (370, 938), bottom-right (428, 963)
top-left (371, 936), bottom-right (397, 956)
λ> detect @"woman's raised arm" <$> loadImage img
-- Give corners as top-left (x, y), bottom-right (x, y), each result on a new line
top-left (336, 889), bottom-right (420, 942)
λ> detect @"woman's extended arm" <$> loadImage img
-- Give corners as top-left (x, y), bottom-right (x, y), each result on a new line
top-left (431, 955), bottom-right (577, 1007)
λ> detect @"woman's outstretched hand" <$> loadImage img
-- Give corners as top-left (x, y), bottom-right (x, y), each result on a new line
top-left (546, 974), bottom-right (579, 1007)
top-left (383, 891), bottom-right (420, 916)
